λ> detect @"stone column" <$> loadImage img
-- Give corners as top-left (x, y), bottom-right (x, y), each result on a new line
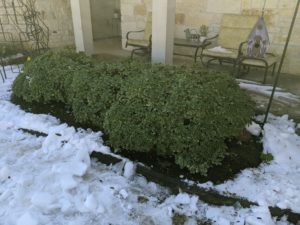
top-left (70, 0), bottom-right (94, 56)
top-left (151, 0), bottom-right (176, 64)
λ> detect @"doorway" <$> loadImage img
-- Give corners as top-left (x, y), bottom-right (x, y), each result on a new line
top-left (90, 0), bottom-right (121, 40)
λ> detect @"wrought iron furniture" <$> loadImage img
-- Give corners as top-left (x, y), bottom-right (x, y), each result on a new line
top-left (199, 14), bottom-right (278, 83)
top-left (236, 16), bottom-right (278, 84)
top-left (173, 38), bottom-right (211, 62)
top-left (237, 41), bottom-right (278, 84)
top-left (125, 13), bottom-right (152, 59)
top-left (199, 14), bottom-right (259, 70)
top-left (0, 0), bottom-right (49, 82)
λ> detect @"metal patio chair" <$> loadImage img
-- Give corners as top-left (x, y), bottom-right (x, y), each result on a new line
top-left (237, 43), bottom-right (278, 84)
top-left (199, 14), bottom-right (259, 71)
top-left (125, 13), bottom-right (152, 59)
top-left (236, 17), bottom-right (278, 84)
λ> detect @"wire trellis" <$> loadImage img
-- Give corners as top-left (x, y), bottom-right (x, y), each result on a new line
top-left (0, 0), bottom-right (49, 81)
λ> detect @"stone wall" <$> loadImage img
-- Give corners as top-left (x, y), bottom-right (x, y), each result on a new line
top-left (90, 0), bottom-right (121, 40)
top-left (0, 0), bottom-right (74, 49)
top-left (36, 0), bottom-right (74, 48)
top-left (120, 0), bottom-right (300, 75)
top-left (120, 0), bottom-right (152, 48)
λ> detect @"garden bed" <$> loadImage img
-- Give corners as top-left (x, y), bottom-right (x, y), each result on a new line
top-left (11, 95), bottom-right (263, 184)
top-left (8, 73), bottom-right (300, 224)
top-left (120, 137), bottom-right (262, 184)
top-left (8, 101), bottom-right (300, 224)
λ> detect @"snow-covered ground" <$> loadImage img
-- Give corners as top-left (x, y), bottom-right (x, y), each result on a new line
top-left (0, 66), bottom-right (299, 225)
top-left (199, 116), bottom-right (300, 213)
top-left (238, 79), bottom-right (300, 103)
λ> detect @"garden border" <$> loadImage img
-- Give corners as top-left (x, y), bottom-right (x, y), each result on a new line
top-left (18, 127), bottom-right (300, 224)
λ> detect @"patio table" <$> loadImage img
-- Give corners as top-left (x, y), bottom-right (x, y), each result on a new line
top-left (174, 38), bottom-right (211, 62)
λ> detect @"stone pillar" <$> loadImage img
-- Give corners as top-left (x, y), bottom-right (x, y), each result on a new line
top-left (151, 0), bottom-right (176, 64)
top-left (70, 0), bottom-right (94, 55)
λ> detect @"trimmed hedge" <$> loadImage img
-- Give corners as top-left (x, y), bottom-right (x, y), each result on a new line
top-left (104, 66), bottom-right (255, 175)
top-left (12, 50), bottom-right (255, 175)
top-left (69, 61), bottom-right (148, 128)
top-left (12, 49), bottom-right (94, 104)
top-left (12, 49), bottom-right (149, 129)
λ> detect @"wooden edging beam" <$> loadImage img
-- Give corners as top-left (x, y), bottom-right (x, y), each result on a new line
top-left (91, 151), bottom-right (300, 224)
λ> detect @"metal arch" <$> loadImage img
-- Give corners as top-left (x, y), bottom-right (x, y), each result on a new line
top-left (0, 0), bottom-right (49, 52)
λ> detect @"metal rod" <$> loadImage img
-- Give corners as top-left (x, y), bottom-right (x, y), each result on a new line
top-left (262, 0), bottom-right (267, 17)
top-left (263, 0), bottom-right (300, 124)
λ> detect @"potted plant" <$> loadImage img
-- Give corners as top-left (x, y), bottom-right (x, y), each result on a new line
top-left (199, 25), bottom-right (209, 42)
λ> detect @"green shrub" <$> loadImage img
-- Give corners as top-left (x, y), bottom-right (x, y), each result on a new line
top-left (11, 72), bottom-right (29, 99)
top-left (12, 52), bottom-right (255, 175)
top-left (104, 65), bottom-right (255, 175)
top-left (12, 49), bottom-right (93, 104)
top-left (68, 61), bottom-right (149, 128)
top-left (260, 153), bottom-right (274, 162)
top-left (104, 64), bottom-right (178, 152)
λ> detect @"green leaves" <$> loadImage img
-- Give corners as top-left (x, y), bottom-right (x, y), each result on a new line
top-left (260, 153), bottom-right (274, 162)
top-left (12, 51), bottom-right (255, 176)
top-left (104, 65), bottom-right (255, 175)
top-left (12, 49), bottom-right (94, 104)
top-left (68, 61), bottom-right (149, 129)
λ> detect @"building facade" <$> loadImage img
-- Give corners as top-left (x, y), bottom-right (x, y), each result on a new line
top-left (121, 0), bottom-right (300, 75)
top-left (0, 0), bottom-right (299, 75)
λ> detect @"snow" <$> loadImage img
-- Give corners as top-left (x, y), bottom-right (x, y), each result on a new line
top-left (123, 161), bottom-right (136, 179)
top-left (17, 212), bottom-right (38, 225)
top-left (202, 114), bottom-right (300, 213)
top-left (0, 66), bottom-right (299, 224)
top-left (246, 121), bottom-right (262, 136)
top-left (244, 206), bottom-right (275, 225)
top-left (238, 79), bottom-right (300, 103)
top-left (207, 46), bottom-right (233, 54)
top-left (119, 189), bottom-right (129, 199)
top-left (174, 193), bottom-right (192, 205)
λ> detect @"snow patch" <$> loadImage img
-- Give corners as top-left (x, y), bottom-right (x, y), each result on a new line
top-left (238, 80), bottom-right (300, 102)
top-left (119, 189), bottom-right (129, 199)
top-left (174, 193), bottom-right (191, 205)
top-left (207, 46), bottom-right (233, 54)
top-left (17, 212), bottom-right (38, 225)
top-left (123, 161), bottom-right (135, 179)
top-left (0, 166), bottom-right (10, 181)
top-left (246, 122), bottom-right (262, 136)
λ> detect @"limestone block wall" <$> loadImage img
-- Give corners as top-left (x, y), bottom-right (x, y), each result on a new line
top-left (36, 0), bottom-right (74, 48)
top-left (0, 1), bottom-right (24, 43)
top-left (0, 0), bottom-right (74, 49)
top-left (120, 0), bottom-right (300, 75)
top-left (120, 0), bottom-right (152, 48)
top-left (90, 0), bottom-right (121, 40)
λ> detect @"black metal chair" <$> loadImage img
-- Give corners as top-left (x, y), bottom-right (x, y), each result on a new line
top-left (125, 13), bottom-right (152, 59)
top-left (237, 41), bottom-right (278, 84)
top-left (199, 14), bottom-right (259, 72)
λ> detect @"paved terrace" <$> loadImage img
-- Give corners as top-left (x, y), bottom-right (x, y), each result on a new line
top-left (92, 38), bottom-right (300, 123)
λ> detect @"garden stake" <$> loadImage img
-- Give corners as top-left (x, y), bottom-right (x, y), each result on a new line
top-left (263, 0), bottom-right (300, 125)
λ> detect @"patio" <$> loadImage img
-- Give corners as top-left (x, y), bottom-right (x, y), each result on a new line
top-left (92, 37), bottom-right (300, 123)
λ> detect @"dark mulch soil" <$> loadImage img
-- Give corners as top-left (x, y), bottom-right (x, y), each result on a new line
top-left (11, 95), bottom-right (263, 184)
top-left (120, 136), bottom-right (262, 184)
top-left (11, 95), bottom-right (99, 131)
